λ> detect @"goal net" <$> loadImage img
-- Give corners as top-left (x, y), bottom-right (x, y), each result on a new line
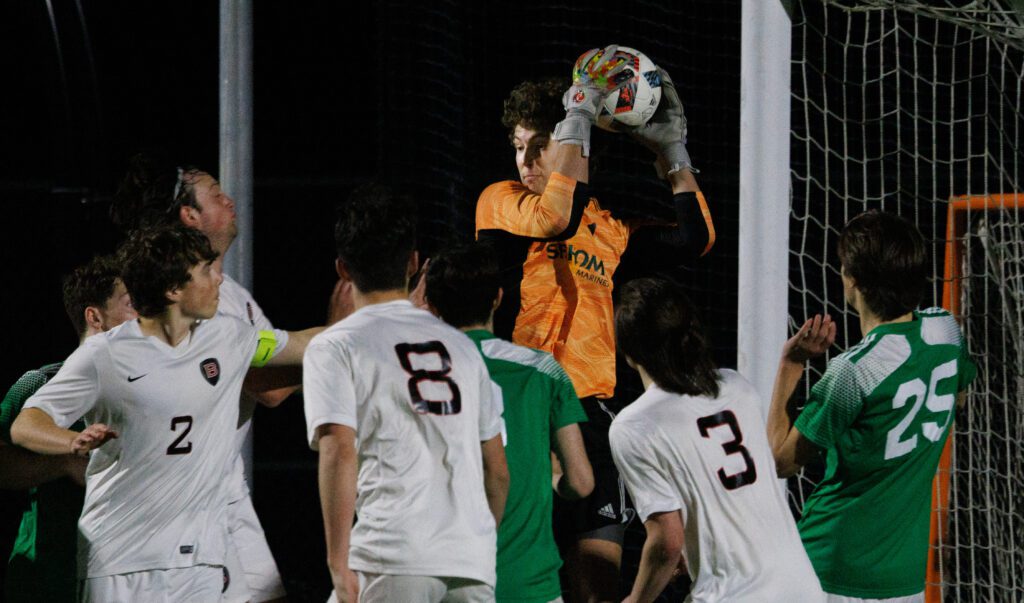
top-left (788, 1), bottom-right (1024, 600)
top-left (940, 195), bottom-right (1024, 600)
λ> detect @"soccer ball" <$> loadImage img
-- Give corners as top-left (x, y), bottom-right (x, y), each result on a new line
top-left (592, 47), bottom-right (662, 131)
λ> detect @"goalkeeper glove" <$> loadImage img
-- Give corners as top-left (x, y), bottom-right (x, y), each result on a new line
top-left (552, 45), bottom-right (633, 157)
top-left (624, 68), bottom-right (697, 177)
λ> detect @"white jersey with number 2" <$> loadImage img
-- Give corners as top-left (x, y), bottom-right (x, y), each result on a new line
top-left (610, 369), bottom-right (825, 602)
top-left (24, 316), bottom-right (285, 579)
top-left (303, 300), bottom-right (503, 587)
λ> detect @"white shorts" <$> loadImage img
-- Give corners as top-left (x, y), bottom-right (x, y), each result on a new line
top-left (227, 494), bottom-right (286, 602)
top-left (826, 592), bottom-right (924, 603)
top-left (80, 565), bottom-right (225, 603)
top-left (325, 573), bottom-right (494, 603)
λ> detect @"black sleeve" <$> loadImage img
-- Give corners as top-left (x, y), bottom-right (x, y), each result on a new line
top-left (635, 191), bottom-right (714, 257)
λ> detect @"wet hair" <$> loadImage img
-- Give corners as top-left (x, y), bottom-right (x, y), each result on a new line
top-left (117, 225), bottom-right (218, 318)
top-left (615, 277), bottom-right (720, 397)
top-left (425, 243), bottom-right (501, 328)
top-left (838, 210), bottom-right (928, 320)
top-left (110, 151), bottom-right (203, 232)
top-left (62, 255), bottom-right (122, 338)
top-left (334, 183), bottom-right (417, 293)
top-left (502, 78), bottom-right (566, 138)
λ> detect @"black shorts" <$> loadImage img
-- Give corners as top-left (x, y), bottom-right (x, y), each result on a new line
top-left (553, 397), bottom-right (636, 545)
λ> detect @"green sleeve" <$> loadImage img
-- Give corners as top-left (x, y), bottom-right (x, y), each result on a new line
top-left (0, 370), bottom-right (53, 443)
top-left (795, 355), bottom-right (863, 449)
top-left (549, 365), bottom-right (588, 436)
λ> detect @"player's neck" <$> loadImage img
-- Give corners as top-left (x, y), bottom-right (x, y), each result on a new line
top-left (637, 365), bottom-right (655, 390)
top-left (138, 312), bottom-right (196, 347)
top-left (212, 254), bottom-right (225, 276)
top-left (858, 308), bottom-right (914, 337)
top-left (458, 321), bottom-right (492, 333)
top-left (352, 288), bottom-right (408, 310)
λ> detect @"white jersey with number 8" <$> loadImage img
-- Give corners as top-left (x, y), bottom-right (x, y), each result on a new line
top-left (303, 300), bottom-right (503, 587)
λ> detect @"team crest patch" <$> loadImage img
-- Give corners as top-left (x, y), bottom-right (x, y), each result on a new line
top-left (200, 358), bottom-right (220, 386)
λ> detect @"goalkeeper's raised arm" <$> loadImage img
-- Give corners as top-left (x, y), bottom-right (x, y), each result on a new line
top-left (620, 66), bottom-right (715, 257)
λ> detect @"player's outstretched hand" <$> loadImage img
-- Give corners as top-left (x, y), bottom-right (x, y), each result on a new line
top-left (70, 424), bottom-right (118, 456)
top-left (622, 68), bottom-right (695, 177)
top-left (332, 568), bottom-right (359, 603)
top-left (783, 314), bottom-right (836, 364)
top-left (553, 44), bottom-right (633, 155)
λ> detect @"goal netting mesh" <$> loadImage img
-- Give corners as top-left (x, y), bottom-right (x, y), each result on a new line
top-left (788, 1), bottom-right (1024, 600)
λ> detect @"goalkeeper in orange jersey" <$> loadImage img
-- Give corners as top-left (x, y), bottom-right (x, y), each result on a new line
top-left (475, 45), bottom-right (715, 601)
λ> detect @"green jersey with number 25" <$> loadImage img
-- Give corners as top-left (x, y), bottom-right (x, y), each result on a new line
top-left (794, 308), bottom-right (976, 599)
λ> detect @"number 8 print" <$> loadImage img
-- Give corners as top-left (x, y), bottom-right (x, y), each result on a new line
top-left (395, 341), bottom-right (462, 416)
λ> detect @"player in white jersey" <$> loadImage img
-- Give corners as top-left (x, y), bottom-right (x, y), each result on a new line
top-left (10, 226), bottom-right (320, 602)
top-left (303, 184), bottom-right (510, 603)
top-left (609, 278), bottom-right (825, 603)
top-left (112, 152), bottom-right (339, 601)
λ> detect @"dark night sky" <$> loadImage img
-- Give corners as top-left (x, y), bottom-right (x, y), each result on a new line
top-left (0, 0), bottom-right (743, 399)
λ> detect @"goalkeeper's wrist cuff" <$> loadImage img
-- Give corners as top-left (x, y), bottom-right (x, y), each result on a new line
top-left (553, 113), bottom-right (593, 157)
top-left (655, 144), bottom-right (698, 178)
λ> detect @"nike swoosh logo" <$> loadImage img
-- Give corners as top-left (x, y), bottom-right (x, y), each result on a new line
top-left (127, 374), bottom-right (148, 382)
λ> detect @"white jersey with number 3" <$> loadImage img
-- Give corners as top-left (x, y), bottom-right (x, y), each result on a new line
top-left (610, 369), bottom-right (825, 602)
top-left (24, 317), bottom-right (284, 579)
top-left (303, 300), bottom-right (503, 587)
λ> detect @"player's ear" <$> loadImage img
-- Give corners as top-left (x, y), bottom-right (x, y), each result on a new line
top-left (406, 251), bottom-right (419, 279)
top-left (839, 264), bottom-right (855, 286)
top-left (178, 204), bottom-right (200, 228)
top-left (335, 258), bottom-right (351, 281)
top-left (493, 287), bottom-right (503, 311)
top-left (83, 306), bottom-right (104, 333)
top-left (624, 355), bottom-right (638, 370)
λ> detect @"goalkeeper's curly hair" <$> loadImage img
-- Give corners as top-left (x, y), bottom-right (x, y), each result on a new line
top-left (501, 78), bottom-right (565, 138)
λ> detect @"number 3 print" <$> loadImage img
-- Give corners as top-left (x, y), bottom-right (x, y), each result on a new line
top-left (697, 410), bottom-right (758, 490)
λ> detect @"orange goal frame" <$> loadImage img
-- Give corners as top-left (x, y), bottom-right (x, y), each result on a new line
top-left (926, 193), bottom-right (1024, 602)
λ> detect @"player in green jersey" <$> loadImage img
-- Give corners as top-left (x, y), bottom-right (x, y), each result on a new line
top-left (0, 255), bottom-right (136, 602)
top-left (425, 244), bottom-right (594, 603)
top-left (767, 210), bottom-right (976, 602)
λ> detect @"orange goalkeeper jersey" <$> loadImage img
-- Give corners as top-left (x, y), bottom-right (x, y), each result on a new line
top-left (476, 173), bottom-right (634, 399)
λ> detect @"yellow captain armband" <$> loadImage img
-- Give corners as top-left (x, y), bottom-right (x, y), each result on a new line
top-left (251, 330), bottom-right (278, 368)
